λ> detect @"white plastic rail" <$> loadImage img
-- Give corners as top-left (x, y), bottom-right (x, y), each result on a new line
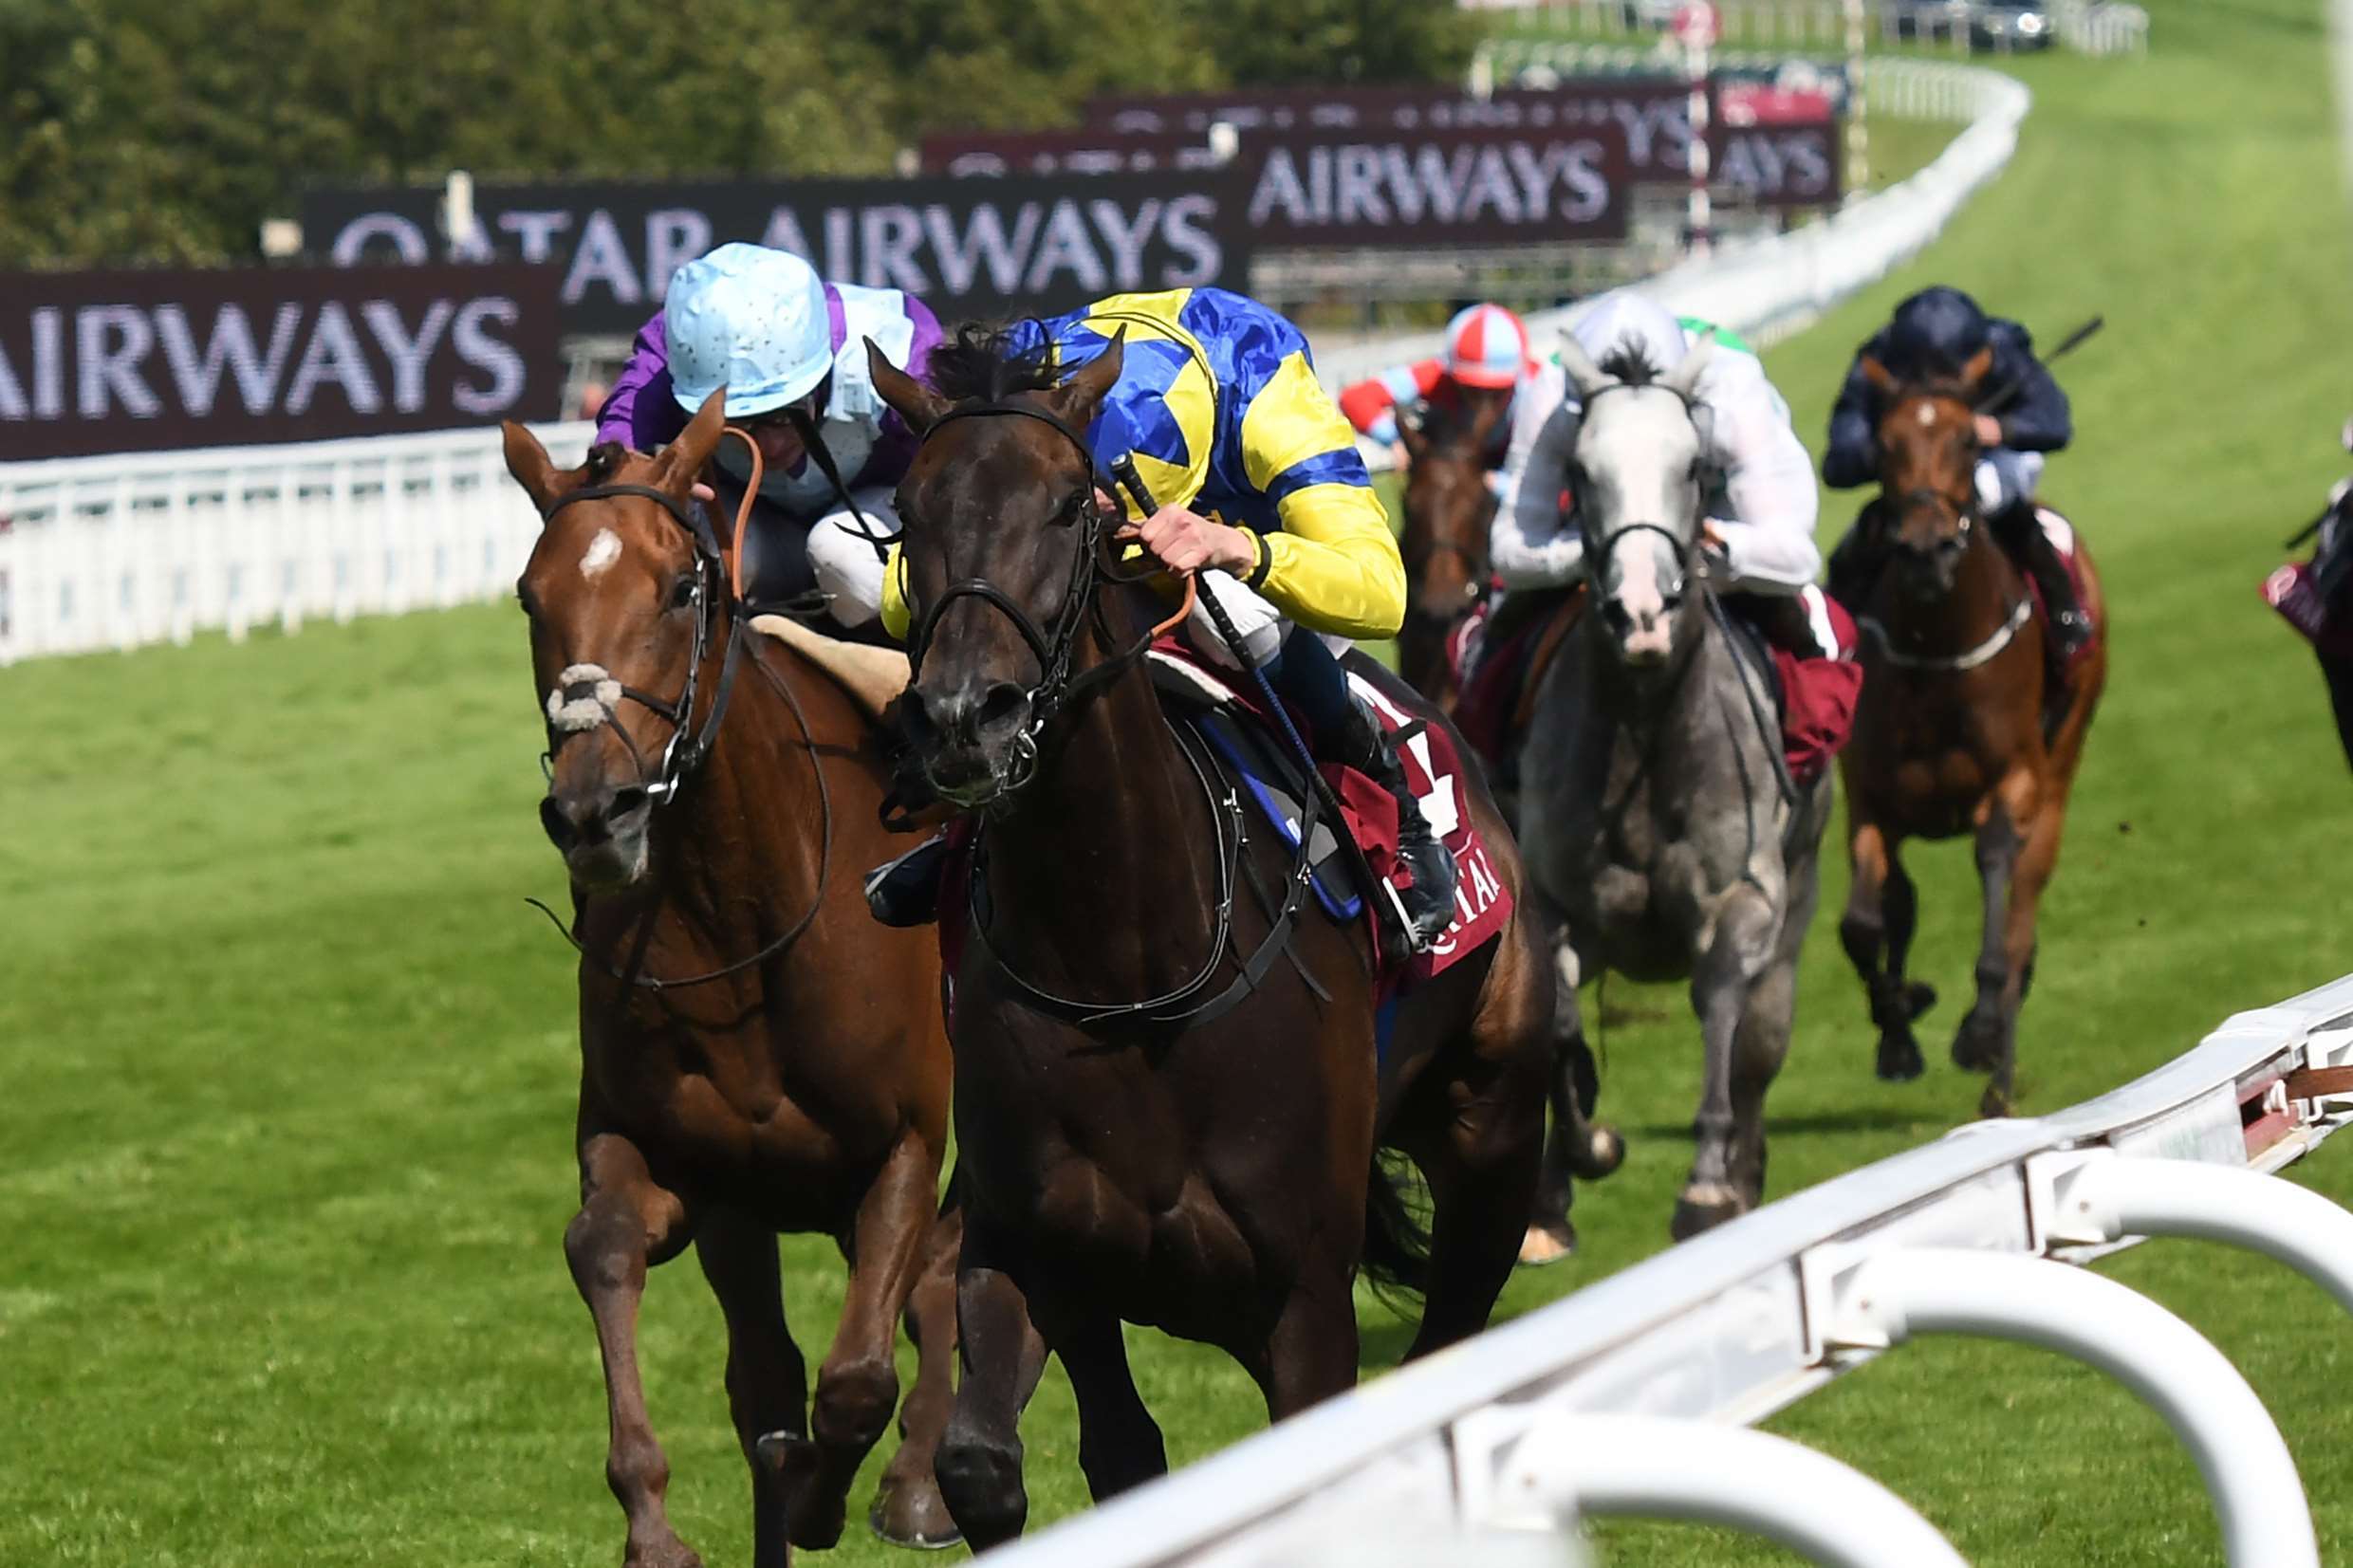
top-left (975, 973), bottom-right (2353, 1567)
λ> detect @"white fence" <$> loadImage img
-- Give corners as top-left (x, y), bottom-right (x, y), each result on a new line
top-left (1476, 0), bottom-right (2148, 57)
top-left (0, 57), bottom-right (2021, 667)
top-left (0, 422), bottom-right (591, 663)
top-left (983, 973), bottom-right (2353, 1566)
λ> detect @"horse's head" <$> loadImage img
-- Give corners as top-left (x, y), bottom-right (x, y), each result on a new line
top-left (869, 324), bottom-right (1128, 809)
top-left (1556, 329), bottom-right (1716, 670)
top-left (1864, 344), bottom-right (1993, 602)
top-left (1399, 392), bottom-right (1506, 630)
top-left (501, 391), bottom-right (730, 889)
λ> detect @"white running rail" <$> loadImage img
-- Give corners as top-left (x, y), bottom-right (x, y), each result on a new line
top-left (979, 973), bottom-right (2353, 1566)
top-left (0, 422), bottom-right (591, 664)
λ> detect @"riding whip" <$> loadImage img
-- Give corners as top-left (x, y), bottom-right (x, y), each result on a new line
top-left (1107, 456), bottom-right (1411, 947)
top-left (1974, 314), bottom-right (2103, 416)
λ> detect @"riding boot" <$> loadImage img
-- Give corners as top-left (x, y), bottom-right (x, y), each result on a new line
top-left (2001, 506), bottom-right (2092, 665)
top-left (864, 703), bottom-right (951, 927)
top-left (1332, 696), bottom-right (1459, 960)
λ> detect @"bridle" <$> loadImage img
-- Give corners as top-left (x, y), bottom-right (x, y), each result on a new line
top-left (1861, 409), bottom-right (2033, 673)
top-left (523, 436), bottom-right (837, 992)
top-left (900, 397), bottom-right (1188, 786)
top-left (901, 388), bottom-right (1325, 1031)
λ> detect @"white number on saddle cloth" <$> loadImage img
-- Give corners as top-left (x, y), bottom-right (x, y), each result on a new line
top-left (1345, 673), bottom-right (1460, 840)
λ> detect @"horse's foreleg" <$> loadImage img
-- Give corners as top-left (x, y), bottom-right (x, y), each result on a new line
top-left (872, 1204), bottom-right (963, 1550)
top-left (691, 1207), bottom-right (808, 1568)
top-left (1053, 1312), bottom-right (1169, 1501)
top-left (1842, 819), bottom-right (1928, 1081)
top-left (1528, 928), bottom-right (1621, 1266)
top-left (1979, 798), bottom-right (2066, 1117)
top-left (1676, 891), bottom-right (1774, 1241)
top-left (1953, 802), bottom-right (2023, 1079)
top-left (792, 1128), bottom-right (938, 1551)
top-left (565, 1131), bottom-right (699, 1568)
top-left (1256, 1271), bottom-right (1362, 1421)
top-left (936, 1227), bottom-right (1049, 1552)
top-left (1403, 1079), bottom-right (1545, 1356)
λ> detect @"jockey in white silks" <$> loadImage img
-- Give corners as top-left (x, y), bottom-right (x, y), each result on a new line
top-left (1489, 290), bottom-right (1840, 659)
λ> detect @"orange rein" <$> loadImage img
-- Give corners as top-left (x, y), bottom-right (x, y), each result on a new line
top-left (1151, 573), bottom-right (1199, 641)
top-left (718, 424), bottom-right (765, 601)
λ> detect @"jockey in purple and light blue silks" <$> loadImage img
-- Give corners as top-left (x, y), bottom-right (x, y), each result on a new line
top-left (598, 242), bottom-right (945, 622)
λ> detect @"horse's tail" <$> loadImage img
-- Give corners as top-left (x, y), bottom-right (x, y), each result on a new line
top-left (1361, 1150), bottom-right (1432, 1299)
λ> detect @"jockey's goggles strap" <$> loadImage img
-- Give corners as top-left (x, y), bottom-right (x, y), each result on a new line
top-left (787, 405), bottom-right (897, 565)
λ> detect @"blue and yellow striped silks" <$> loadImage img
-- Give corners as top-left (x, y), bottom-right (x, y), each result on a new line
top-left (881, 287), bottom-right (1402, 644)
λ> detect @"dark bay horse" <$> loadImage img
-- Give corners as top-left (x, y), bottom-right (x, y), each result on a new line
top-left (1838, 355), bottom-right (2107, 1117)
top-left (1517, 333), bottom-right (1832, 1247)
top-left (1396, 392), bottom-right (1508, 705)
top-left (866, 329), bottom-right (1549, 1550)
top-left (501, 396), bottom-right (959, 1568)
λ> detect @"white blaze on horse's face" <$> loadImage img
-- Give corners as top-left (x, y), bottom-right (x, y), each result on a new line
top-left (580, 527), bottom-right (621, 580)
top-left (1563, 358), bottom-right (1712, 669)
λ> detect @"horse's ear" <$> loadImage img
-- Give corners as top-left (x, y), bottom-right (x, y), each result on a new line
top-left (1860, 355), bottom-right (1899, 396)
top-left (868, 336), bottom-right (950, 433)
top-left (1958, 343), bottom-right (1995, 396)
top-left (1555, 329), bottom-right (1614, 401)
top-left (502, 420), bottom-right (562, 515)
top-left (1662, 329), bottom-right (1716, 398)
top-left (1052, 328), bottom-right (1125, 426)
top-left (654, 387), bottom-right (728, 491)
top-left (1398, 408), bottom-right (1431, 463)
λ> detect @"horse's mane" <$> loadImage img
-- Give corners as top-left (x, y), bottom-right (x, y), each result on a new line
top-left (582, 441), bottom-right (626, 482)
top-left (926, 322), bottom-right (1067, 405)
top-left (1598, 341), bottom-right (1666, 386)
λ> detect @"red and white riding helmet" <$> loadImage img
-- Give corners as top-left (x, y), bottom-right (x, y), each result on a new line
top-left (1443, 303), bottom-right (1531, 390)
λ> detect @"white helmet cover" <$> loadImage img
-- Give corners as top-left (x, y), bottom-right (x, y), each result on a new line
top-left (663, 242), bottom-right (833, 419)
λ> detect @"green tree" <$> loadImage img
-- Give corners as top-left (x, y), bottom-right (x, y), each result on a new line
top-left (1184, 0), bottom-right (1478, 85)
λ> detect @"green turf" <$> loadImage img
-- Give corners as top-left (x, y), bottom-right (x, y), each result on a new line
top-left (6, 4), bottom-right (2353, 1562)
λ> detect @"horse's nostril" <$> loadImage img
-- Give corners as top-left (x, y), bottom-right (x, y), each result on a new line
top-left (975, 682), bottom-right (1028, 733)
top-left (540, 796), bottom-right (575, 851)
top-left (607, 786), bottom-right (650, 821)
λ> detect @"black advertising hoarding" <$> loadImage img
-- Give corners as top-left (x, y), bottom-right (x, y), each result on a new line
top-left (1239, 121), bottom-right (1632, 248)
top-left (299, 173), bottom-right (1256, 340)
top-left (917, 128), bottom-right (1226, 178)
top-left (1085, 81), bottom-right (1838, 209)
top-left (0, 263), bottom-right (559, 461)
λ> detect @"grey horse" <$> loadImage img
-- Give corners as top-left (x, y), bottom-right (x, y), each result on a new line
top-left (1516, 330), bottom-right (1834, 1245)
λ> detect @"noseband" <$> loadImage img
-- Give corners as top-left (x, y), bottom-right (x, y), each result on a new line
top-left (536, 481), bottom-right (748, 806)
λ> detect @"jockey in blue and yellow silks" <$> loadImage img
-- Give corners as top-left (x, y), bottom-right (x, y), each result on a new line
top-left (837, 286), bottom-right (1456, 951)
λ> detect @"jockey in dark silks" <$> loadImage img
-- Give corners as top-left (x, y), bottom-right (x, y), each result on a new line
top-left (1822, 286), bottom-right (2092, 660)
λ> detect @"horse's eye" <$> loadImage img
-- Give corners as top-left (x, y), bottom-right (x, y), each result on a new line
top-left (1053, 491), bottom-right (1088, 529)
top-left (669, 571), bottom-right (698, 609)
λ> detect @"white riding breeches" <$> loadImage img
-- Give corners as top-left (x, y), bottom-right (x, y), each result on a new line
top-left (1974, 449), bottom-right (2045, 515)
top-left (1185, 570), bottom-right (1289, 669)
top-left (805, 488), bottom-right (904, 626)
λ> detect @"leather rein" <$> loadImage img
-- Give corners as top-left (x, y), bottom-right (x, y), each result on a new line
top-left (904, 394), bottom-right (1325, 1031)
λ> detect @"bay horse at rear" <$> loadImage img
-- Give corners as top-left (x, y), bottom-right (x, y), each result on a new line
top-left (1395, 392), bottom-right (1507, 706)
top-left (502, 394), bottom-right (958, 1568)
top-left (1835, 351), bottom-right (2107, 1117)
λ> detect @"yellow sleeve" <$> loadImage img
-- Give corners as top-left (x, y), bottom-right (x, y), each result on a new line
top-left (880, 545), bottom-right (911, 641)
top-left (1238, 350), bottom-right (1405, 641)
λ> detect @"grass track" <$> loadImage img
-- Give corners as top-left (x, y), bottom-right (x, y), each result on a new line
top-left (4, 4), bottom-right (2352, 1561)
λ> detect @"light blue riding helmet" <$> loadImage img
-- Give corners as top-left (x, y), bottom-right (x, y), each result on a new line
top-left (664, 243), bottom-right (833, 420)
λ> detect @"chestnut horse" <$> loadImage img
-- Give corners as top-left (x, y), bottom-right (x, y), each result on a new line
top-left (866, 328), bottom-right (1549, 1551)
top-left (1838, 355), bottom-right (2106, 1117)
top-left (502, 396), bottom-right (959, 1568)
top-left (1395, 392), bottom-right (1507, 705)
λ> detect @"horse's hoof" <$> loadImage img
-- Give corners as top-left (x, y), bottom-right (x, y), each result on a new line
top-left (1951, 1016), bottom-right (2005, 1074)
top-left (1978, 1082), bottom-right (2015, 1120)
top-left (1571, 1124), bottom-right (1626, 1179)
top-left (1906, 981), bottom-right (1938, 1021)
top-left (755, 1431), bottom-right (846, 1551)
top-left (934, 1440), bottom-right (1028, 1550)
top-left (1670, 1184), bottom-right (1746, 1241)
top-left (1876, 1031), bottom-right (1925, 1082)
top-left (623, 1539), bottom-right (704, 1568)
top-left (1519, 1221), bottom-right (1577, 1266)
top-left (872, 1478), bottom-right (964, 1551)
